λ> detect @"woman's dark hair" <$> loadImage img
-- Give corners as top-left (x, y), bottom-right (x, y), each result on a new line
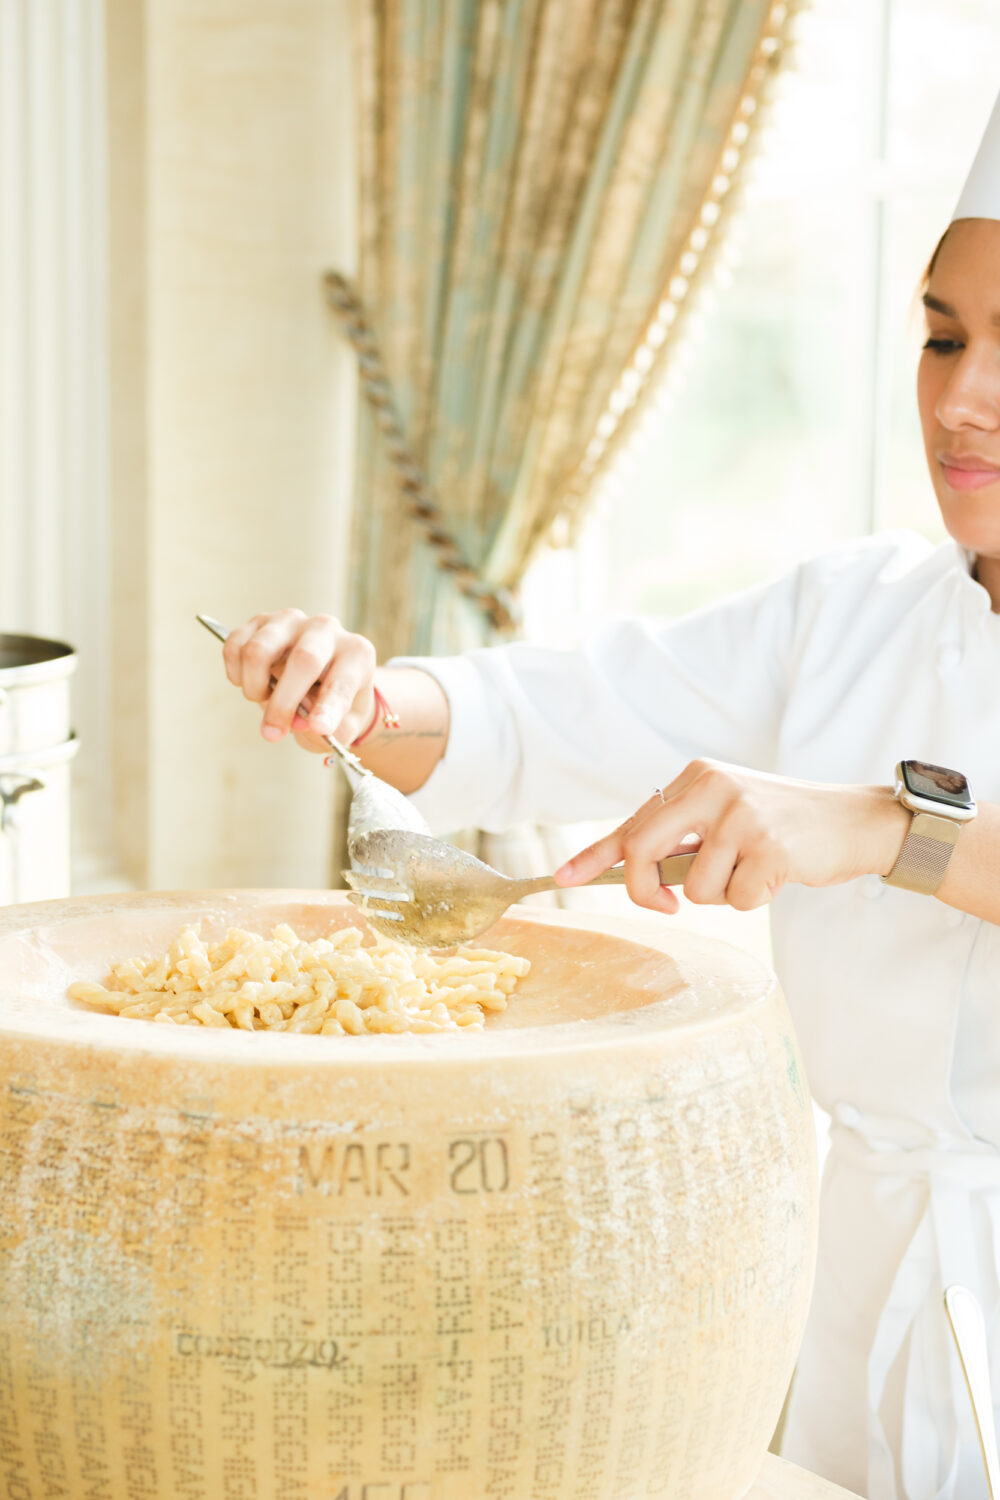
top-left (923, 228), bottom-right (950, 287)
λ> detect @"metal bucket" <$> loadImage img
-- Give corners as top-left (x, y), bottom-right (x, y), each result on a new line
top-left (0, 632), bottom-right (76, 754)
top-left (0, 634), bottom-right (78, 904)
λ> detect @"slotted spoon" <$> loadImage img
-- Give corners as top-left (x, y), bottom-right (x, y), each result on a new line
top-left (344, 828), bottom-right (696, 948)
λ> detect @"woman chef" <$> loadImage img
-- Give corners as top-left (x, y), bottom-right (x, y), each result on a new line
top-left (220, 94), bottom-right (1000, 1499)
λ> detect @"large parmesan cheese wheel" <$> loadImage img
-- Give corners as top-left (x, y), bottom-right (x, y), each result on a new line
top-left (0, 891), bottom-right (817, 1500)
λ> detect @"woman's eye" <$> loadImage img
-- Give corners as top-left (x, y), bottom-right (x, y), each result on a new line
top-left (923, 337), bottom-right (962, 354)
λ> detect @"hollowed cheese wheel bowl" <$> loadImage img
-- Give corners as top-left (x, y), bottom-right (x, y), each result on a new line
top-left (0, 891), bottom-right (817, 1500)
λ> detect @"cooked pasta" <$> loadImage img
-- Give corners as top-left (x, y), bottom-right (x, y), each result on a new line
top-left (66, 922), bottom-right (530, 1034)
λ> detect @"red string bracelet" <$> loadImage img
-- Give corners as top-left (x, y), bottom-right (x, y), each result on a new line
top-left (349, 685), bottom-right (400, 748)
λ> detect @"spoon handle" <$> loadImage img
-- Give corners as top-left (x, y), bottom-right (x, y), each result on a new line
top-left (944, 1284), bottom-right (1000, 1497)
top-left (195, 613), bottom-right (368, 778)
top-left (515, 852), bottom-right (697, 898)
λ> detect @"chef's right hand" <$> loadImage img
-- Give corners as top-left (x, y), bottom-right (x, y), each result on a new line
top-left (222, 610), bottom-right (377, 753)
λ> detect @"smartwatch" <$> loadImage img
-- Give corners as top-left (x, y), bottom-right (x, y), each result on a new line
top-left (882, 759), bottom-right (976, 896)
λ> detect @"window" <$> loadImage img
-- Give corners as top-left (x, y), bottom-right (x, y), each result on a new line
top-left (525, 0), bottom-right (1000, 633)
top-left (519, 0), bottom-right (1000, 959)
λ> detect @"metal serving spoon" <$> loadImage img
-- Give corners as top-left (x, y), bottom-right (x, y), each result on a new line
top-left (343, 829), bottom-right (697, 948)
top-left (195, 614), bottom-right (429, 843)
top-left (198, 614), bottom-right (696, 948)
top-left (944, 1284), bottom-right (1000, 1497)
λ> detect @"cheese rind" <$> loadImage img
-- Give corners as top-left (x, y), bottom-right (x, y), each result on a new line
top-left (0, 891), bottom-right (818, 1500)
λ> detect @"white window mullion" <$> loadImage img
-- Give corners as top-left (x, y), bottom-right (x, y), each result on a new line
top-left (30, 0), bottom-right (69, 634)
top-left (864, 0), bottom-right (894, 539)
top-left (64, 0), bottom-right (114, 884)
top-left (0, 0), bottom-right (119, 889)
top-left (0, 0), bottom-right (29, 627)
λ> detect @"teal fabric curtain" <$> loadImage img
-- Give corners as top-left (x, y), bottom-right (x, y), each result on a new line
top-left (340, 0), bottom-right (801, 659)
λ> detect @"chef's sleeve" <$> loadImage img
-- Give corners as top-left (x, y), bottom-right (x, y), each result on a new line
top-left (390, 568), bottom-right (800, 836)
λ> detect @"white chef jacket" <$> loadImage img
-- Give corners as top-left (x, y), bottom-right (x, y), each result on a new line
top-left (397, 530), bottom-right (1000, 1500)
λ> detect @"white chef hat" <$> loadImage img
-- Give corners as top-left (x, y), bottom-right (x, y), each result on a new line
top-left (952, 90), bottom-right (1000, 223)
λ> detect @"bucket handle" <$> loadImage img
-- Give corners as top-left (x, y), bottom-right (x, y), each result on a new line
top-left (0, 772), bottom-right (46, 833)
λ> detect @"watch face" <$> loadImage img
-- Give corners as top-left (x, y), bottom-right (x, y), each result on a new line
top-left (901, 759), bottom-right (974, 809)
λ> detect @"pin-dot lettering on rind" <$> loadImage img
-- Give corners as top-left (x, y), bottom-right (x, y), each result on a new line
top-left (448, 1136), bottom-right (510, 1194)
top-left (296, 1139), bottom-right (412, 1196)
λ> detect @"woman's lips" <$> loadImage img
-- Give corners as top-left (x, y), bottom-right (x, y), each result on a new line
top-left (940, 459), bottom-right (1000, 492)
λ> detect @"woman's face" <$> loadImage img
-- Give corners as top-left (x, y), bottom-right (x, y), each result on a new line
top-left (917, 217), bottom-right (1000, 555)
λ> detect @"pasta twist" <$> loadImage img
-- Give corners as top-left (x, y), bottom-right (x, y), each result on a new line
top-left (68, 923), bottom-right (530, 1035)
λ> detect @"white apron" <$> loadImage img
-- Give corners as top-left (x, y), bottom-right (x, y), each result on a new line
top-left (775, 884), bottom-right (1000, 1498)
top-left (400, 530), bottom-right (1000, 1497)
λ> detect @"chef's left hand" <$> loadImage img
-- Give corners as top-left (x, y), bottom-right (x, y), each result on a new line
top-left (554, 759), bottom-right (909, 915)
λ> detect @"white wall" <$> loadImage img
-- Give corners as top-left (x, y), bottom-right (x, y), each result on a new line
top-left (109, 0), bottom-right (358, 891)
top-left (0, 0), bottom-right (114, 886)
top-left (0, 0), bottom-right (357, 893)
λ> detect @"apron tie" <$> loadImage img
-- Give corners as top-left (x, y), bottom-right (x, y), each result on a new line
top-left (830, 1121), bottom-right (1000, 1500)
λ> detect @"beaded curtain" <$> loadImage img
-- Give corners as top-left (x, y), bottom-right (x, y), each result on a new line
top-left (339, 0), bottom-right (801, 662)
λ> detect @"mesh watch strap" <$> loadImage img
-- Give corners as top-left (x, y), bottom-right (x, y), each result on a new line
top-left (883, 811), bottom-right (962, 896)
